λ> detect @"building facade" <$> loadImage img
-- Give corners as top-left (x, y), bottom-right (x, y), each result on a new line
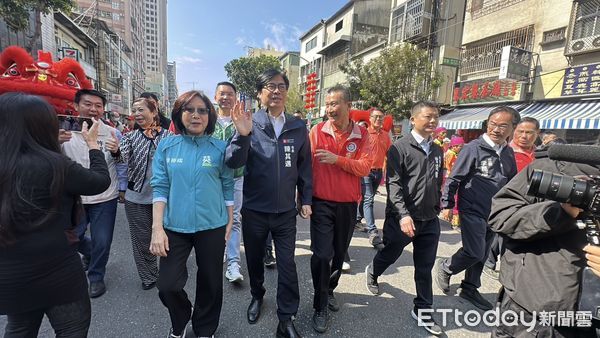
top-left (299, 20), bottom-right (326, 118)
top-left (439, 0), bottom-right (600, 143)
top-left (54, 11), bottom-right (98, 86)
top-left (300, 0), bottom-right (393, 116)
top-left (73, 0), bottom-right (146, 98)
top-left (388, 0), bottom-right (466, 105)
top-left (166, 61), bottom-right (178, 114)
top-left (143, 0), bottom-right (168, 105)
top-left (0, 11), bottom-right (56, 56)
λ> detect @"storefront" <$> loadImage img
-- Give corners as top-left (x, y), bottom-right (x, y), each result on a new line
top-left (439, 63), bottom-right (600, 145)
top-left (439, 77), bottom-right (528, 142)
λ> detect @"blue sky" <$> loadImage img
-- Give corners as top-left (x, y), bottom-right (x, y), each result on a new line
top-left (167, 0), bottom-right (348, 98)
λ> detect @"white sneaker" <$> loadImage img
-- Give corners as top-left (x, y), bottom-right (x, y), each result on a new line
top-left (225, 263), bottom-right (244, 283)
top-left (411, 308), bottom-right (443, 336)
top-left (342, 261), bottom-right (351, 272)
top-left (167, 325), bottom-right (187, 338)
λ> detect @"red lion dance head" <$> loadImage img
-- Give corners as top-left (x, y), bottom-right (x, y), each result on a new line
top-left (0, 45), bottom-right (93, 115)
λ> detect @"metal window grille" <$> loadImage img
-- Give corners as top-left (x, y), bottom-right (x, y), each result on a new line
top-left (460, 25), bottom-right (534, 80)
top-left (405, 0), bottom-right (425, 39)
top-left (390, 0), bottom-right (426, 43)
top-left (468, 0), bottom-right (526, 19)
top-left (572, 0), bottom-right (600, 39)
top-left (323, 46), bottom-right (348, 76)
top-left (390, 5), bottom-right (406, 43)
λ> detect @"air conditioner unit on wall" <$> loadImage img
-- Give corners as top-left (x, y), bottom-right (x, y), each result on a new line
top-left (565, 35), bottom-right (600, 56)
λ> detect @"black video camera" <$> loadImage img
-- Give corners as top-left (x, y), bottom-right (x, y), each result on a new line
top-left (527, 170), bottom-right (600, 246)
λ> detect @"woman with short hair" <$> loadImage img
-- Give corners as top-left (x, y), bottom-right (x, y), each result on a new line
top-left (150, 90), bottom-right (234, 338)
top-left (118, 97), bottom-right (170, 290)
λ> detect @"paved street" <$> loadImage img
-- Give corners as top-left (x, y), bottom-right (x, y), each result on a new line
top-left (1, 192), bottom-right (500, 337)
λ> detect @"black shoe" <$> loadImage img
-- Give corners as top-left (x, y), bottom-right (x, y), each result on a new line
top-left (142, 281), bottom-right (156, 290)
top-left (81, 255), bottom-right (90, 271)
top-left (312, 309), bottom-right (329, 334)
top-left (327, 293), bottom-right (340, 312)
top-left (354, 222), bottom-right (367, 233)
top-left (276, 319), bottom-right (302, 338)
top-left (368, 232), bottom-right (383, 248)
top-left (247, 297), bottom-right (263, 324)
top-left (458, 288), bottom-right (494, 311)
top-left (264, 249), bottom-right (276, 268)
top-left (411, 307), bottom-right (443, 336)
top-left (434, 258), bottom-right (451, 294)
top-left (89, 280), bottom-right (106, 298)
top-left (365, 264), bottom-right (380, 295)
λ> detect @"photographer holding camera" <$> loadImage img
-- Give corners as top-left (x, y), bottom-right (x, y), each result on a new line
top-left (488, 144), bottom-right (600, 337)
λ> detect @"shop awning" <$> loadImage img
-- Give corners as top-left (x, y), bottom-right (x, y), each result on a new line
top-left (439, 103), bottom-right (528, 130)
top-left (520, 100), bottom-right (600, 129)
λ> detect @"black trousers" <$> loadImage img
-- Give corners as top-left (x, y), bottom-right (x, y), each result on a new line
top-left (4, 297), bottom-right (91, 338)
top-left (372, 216), bottom-right (440, 309)
top-left (310, 198), bottom-right (357, 310)
top-left (485, 233), bottom-right (504, 270)
top-left (157, 227), bottom-right (225, 337)
top-left (440, 212), bottom-right (495, 290)
top-left (241, 207), bottom-right (299, 321)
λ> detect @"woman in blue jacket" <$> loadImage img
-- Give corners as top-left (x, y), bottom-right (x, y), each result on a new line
top-left (150, 90), bottom-right (234, 338)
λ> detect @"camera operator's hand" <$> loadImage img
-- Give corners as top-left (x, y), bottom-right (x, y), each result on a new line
top-left (560, 203), bottom-right (583, 218)
top-left (584, 245), bottom-right (600, 278)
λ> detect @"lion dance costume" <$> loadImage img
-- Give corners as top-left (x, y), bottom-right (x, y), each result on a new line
top-left (0, 45), bottom-right (93, 115)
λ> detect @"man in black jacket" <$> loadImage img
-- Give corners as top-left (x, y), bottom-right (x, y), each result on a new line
top-left (365, 101), bottom-right (444, 335)
top-left (226, 69), bottom-right (312, 338)
top-left (435, 106), bottom-right (519, 311)
top-left (488, 148), bottom-right (600, 337)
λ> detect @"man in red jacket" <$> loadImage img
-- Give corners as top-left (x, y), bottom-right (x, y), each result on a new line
top-left (308, 85), bottom-right (372, 334)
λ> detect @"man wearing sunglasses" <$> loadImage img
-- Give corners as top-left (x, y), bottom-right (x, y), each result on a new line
top-left (226, 69), bottom-right (312, 338)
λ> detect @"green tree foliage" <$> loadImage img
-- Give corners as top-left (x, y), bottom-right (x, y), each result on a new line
top-left (224, 55), bottom-right (282, 97)
top-left (285, 86), bottom-right (305, 114)
top-left (340, 43), bottom-right (442, 119)
top-left (0, 0), bottom-right (73, 52)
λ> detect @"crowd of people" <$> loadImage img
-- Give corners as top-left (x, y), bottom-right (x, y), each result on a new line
top-left (1, 67), bottom-right (599, 338)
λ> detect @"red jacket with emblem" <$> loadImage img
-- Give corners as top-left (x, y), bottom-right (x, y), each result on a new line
top-left (309, 120), bottom-right (372, 203)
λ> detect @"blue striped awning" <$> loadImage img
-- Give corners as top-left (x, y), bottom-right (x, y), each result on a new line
top-left (519, 100), bottom-right (600, 129)
top-left (439, 103), bottom-right (528, 130)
